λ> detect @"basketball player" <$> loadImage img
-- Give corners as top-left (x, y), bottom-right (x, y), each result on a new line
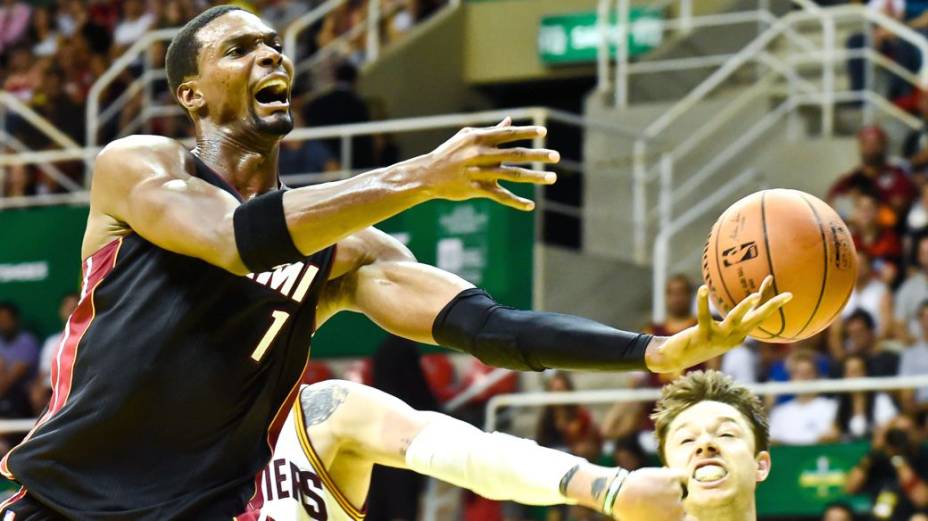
top-left (0, 6), bottom-right (790, 519)
top-left (256, 380), bottom-right (689, 521)
top-left (653, 370), bottom-right (772, 521)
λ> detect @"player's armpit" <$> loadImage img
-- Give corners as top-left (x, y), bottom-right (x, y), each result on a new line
top-left (89, 136), bottom-right (247, 274)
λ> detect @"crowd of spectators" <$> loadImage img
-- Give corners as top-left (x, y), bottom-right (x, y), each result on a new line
top-left (0, 0), bottom-right (445, 197)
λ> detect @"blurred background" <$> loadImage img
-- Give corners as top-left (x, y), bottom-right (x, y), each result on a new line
top-left (2, 0), bottom-right (928, 519)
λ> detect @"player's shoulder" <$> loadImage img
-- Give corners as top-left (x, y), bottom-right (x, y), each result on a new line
top-left (95, 135), bottom-right (192, 179)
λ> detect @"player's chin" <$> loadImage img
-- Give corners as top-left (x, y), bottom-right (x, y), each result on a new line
top-left (686, 476), bottom-right (739, 507)
top-left (253, 110), bottom-right (294, 136)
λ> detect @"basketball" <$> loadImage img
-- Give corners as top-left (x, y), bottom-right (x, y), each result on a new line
top-left (702, 189), bottom-right (858, 343)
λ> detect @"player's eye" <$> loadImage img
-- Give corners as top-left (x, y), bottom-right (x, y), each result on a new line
top-left (720, 433), bottom-right (735, 438)
top-left (271, 42), bottom-right (282, 52)
top-left (680, 438), bottom-right (694, 444)
top-left (226, 47), bottom-right (244, 57)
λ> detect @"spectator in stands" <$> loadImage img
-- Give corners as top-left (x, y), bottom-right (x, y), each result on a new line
top-left (821, 502), bottom-right (855, 521)
top-left (29, 6), bottom-right (60, 59)
top-left (55, 0), bottom-right (87, 39)
top-left (830, 250), bottom-right (894, 355)
top-left (847, 0), bottom-right (921, 105)
top-left (896, 234), bottom-right (928, 342)
top-left (828, 126), bottom-right (917, 222)
top-left (842, 309), bottom-right (900, 376)
top-left (536, 371), bottom-right (600, 454)
top-left (0, 302), bottom-right (39, 420)
top-left (824, 354), bottom-right (898, 442)
top-left (302, 61), bottom-right (375, 169)
top-left (847, 414), bottom-right (928, 521)
top-left (903, 92), bottom-right (928, 179)
top-left (278, 112), bottom-right (340, 177)
top-left (899, 301), bottom-right (928, 413)
top-left (3, 46), bottom-right (42, 103)
top-left (849, 191), bottom-right (904, 266)
top-left (768, 349), bottom-right (838, 445)
top-left (610, 434), bottom-right (648, 472)
top-left (111, 0), bottom-right (156, 57)
top-left (907, 184), bottom-right (928, 238)
top-left (2, 164), bottom-right (34, 197)
top-left (31, 66), bottom-right (85, 146)
top-left (29, 292), bottom-right (78, 415)
top-left (0, 0), bottom-right (32, 57)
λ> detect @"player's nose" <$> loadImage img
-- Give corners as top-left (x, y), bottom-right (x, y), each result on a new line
top-left (694, 434), bottom-right (719, 456)
top-left (256, 44), bottom-right (283, 68)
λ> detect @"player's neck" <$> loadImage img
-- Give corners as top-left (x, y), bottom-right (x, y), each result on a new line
top-left (194, 128), bottom-right (281, 198)
top-left (689, 497), bottom-right (757, 521)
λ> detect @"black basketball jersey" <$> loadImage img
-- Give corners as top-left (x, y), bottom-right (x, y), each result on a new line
top-left (2, 155), bottom-right (336, 520)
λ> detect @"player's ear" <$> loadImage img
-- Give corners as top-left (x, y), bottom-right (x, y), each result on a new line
top-left (754, 451), bottom-right (771, 482)
top-left (177, 80), bottom-right (205, 113)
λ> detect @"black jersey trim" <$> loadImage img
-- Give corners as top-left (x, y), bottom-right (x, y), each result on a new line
top-left (1, 238), bottom-right (123, 480)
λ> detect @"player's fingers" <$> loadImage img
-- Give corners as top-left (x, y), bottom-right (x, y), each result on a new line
top-left (470, 166), bottom-right (557, 185)
top-left (721, 291), bottom-right (760, 330)
top-left (696, 286), bottom-right (712, 338)
top-left (480, 183), bottom-right (535, 211)
top-left (742, 292), bottom-right (793, 328)
top-left (495, 117), bottom-right (512, 128)
top-left (477, 125), bottom-right (548, 144)
top-left (470, 147), bottom-right (561, 166)
top-left (757, 275), bottom-right (774, 303)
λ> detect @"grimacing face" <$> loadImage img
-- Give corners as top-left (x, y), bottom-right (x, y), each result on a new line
top-left (662, 400), bottom-right (770, 510)
top-left (182, 11), bottom-right (295, 137)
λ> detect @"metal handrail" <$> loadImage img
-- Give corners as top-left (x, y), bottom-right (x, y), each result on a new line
top-left (485, 374), bottom-right (928, 431)
top-left (0, 93), bottom-right (80, 151)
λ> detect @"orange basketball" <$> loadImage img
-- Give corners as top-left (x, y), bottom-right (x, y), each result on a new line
top-left (701, 189), bottom-right (858, 343)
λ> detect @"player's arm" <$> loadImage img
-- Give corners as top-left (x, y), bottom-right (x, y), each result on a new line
top-left (317, 229), bottom-right (792, 373)
top-left (302, 380), bottom-right (688, 520)
top-left (89, 122), bottom-right (558, 275)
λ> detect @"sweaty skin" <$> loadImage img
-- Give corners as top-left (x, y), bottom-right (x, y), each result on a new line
top-left (85, 10), bottom-right (789, 377)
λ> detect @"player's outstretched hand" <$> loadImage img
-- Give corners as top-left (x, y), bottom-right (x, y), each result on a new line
top-left (413, 117), bottom-right (560, 211)
top-left (609, 467), bottom-right (688, 521)
top-left (646, 275), bottom-right (792, 374)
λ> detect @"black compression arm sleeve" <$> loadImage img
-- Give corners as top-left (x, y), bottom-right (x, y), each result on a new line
top-left (432, 288), bottom-right (652, 372)
top-left (233, 190), bottom-right (304, 273)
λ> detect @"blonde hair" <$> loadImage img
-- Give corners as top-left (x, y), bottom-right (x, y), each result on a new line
top-left (652, 370), bottom-right (769, 461)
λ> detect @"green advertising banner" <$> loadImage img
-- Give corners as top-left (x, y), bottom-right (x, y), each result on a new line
top-left (0, 205), bottom-right (88, 338)
top-left (312, 191), bottom-right (534, 358)
top-left (758, 442), bottom-right (873, 516)
top-left (0, 192), bottom-right (534, 358)
top-left (538, 9), bottom-right (663, 65)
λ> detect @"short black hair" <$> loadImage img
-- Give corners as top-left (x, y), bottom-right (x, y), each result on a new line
top-left (846, 308), bottom-right (876, 331)
top-left (0, 302), bottom-right (20, 318)
top-left (334, 61), bottom-right (358, 84)
top-left (165, 5), bottom-right (245, 101)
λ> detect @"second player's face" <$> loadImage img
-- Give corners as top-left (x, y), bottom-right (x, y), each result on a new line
top-left (193, 11), bottom-right (295, 137)
top-left (663, 400), bottom-right (770, 511)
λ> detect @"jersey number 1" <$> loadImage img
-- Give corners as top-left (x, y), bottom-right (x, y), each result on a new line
top-left (251, 310), bottom-right (290, 362)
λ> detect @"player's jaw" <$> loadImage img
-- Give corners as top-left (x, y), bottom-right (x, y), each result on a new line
top-left (249, 70), bottom-right (293, 136)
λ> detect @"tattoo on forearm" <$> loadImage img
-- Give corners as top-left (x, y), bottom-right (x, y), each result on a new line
top-left (559, 464), bottom-right (581, 496)
top-left (300, 382), bottom-right (349, 427)
top-left (591, 476), bottom-right (608, 503)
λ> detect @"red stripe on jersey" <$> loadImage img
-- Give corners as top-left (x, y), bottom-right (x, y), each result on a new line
top-left (0, 238), bottom-right (122, 479)
top-left (242, 354), bottom-right (314, 514)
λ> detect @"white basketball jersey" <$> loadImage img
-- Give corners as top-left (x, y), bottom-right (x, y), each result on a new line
top-left (258, 398), bottom-right (365, 521)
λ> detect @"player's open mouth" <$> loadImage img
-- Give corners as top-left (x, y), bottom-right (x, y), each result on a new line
top-left (254, 77), bottom-right (290, 108)
top-left (692, 461), bottom-right (728, 485)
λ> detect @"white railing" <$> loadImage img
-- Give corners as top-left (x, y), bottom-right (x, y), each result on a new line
top-left (485, 374), bottom-right (928, 431)
top-left (608, 4), bottom-right (928, 320)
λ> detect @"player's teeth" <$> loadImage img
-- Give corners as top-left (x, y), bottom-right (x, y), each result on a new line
top-left (694, 465), bottom-right (727, 482)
